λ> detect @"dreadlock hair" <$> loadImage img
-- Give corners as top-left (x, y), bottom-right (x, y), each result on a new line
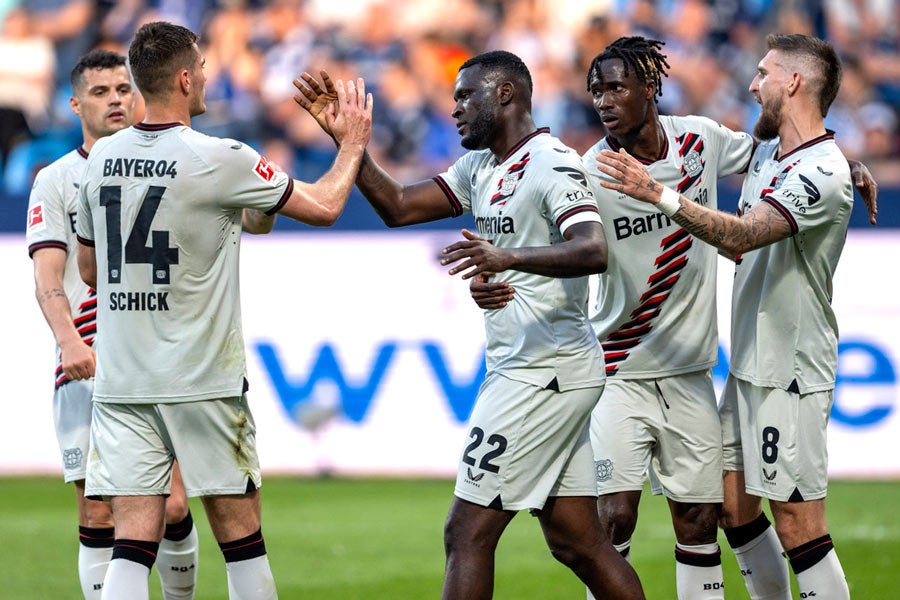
top-left (586, 36), bottom-right (671, 102)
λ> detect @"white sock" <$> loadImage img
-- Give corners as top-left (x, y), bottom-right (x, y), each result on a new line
top-left (157, 523), bottom-right (199, 600)
top-left (78, 543), bottom-right (113, 599)
top-left (725, 518), bottom-right (790, 600)
top-left (675, 542), bottom-right (724, 600)
top-left (225, 555), bottom-right (278, 600)
top-left (102, 558), bottom-right (151, 600)
top-left (789, 537), bottom-right (850, 600)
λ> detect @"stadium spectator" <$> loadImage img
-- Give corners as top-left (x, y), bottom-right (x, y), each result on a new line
top-left (0, 1), bottom-right (897, 225)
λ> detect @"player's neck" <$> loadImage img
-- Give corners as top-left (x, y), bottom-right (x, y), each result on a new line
top-left (616, 118), bottom-right (664, 162)
top-left (777, 110), bottom-right (826, 157)
top-left (142, 103), bottom-right (191, 128)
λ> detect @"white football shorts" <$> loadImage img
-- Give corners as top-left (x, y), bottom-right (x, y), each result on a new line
top-left (86, 395), bottom-right (262, 499)
top-left (591, 370), bottom-right (723, 502)
top-left (720, 374), bottom-right (832, 502)
top-left (53, 379), bottom-right (94, 483)
top-left (454, 372), bottom-right (602, 512)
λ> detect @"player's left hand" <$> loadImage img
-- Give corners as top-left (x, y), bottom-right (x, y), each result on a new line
top-left (848, 159), bottom-right (878, 225)
top-left (469, 272), bottom-right (515, 310)
top-left (441, 229), bottom-right (512, 279)
top-left (595, 148), bottom-right (664, 205)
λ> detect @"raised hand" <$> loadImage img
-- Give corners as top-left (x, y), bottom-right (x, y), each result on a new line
top-left (293, 70), bottom-right (339, 136)
top-left (595, 148), bottom-right (664, 204)
top-left (326, 77), bottom-right (372, 149)
top-left (848, 159), bottom-right (878, 225)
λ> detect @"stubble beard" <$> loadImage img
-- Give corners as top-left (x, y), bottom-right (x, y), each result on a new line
top-left (753, 94), bottom-right (783, 141)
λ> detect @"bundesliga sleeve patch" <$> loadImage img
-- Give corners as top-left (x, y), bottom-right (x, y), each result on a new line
top-left (253, 156), bottom-right (275, 183)
top-left (27, 204), bottom-right (45, 231)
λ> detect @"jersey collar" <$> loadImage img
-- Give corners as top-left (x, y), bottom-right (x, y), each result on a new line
top-left (775, 130), bottom-right (835, 162)
top-left (604, 134), bottom-right (669, 165)
top-left (494, 127), bottom-right (550, 166)
top-left (134, 122), bottom-right (185, 131)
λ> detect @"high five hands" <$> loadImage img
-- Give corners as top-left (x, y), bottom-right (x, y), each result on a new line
top-left (293, 70), bottom-right (340, 138)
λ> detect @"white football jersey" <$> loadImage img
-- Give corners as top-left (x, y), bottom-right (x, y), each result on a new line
top-left (730, 132), bottom-right (853, 392)
top-left (585, 115), bottom-right (754, 377)
top-left (26, 147), bottom-right (98, 388)
top-left (435, 128), bottom-right (605, 391)
top-left (76, 123), bottom-right (293, 403)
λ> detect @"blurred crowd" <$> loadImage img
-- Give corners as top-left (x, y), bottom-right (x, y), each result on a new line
top-left (1, 0), bottom-right (899, 197)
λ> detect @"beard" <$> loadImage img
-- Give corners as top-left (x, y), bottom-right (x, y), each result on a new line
top-left (460, 108), bottom-right (496, 150)
top-left (753, 94), bottom-right (783, 140)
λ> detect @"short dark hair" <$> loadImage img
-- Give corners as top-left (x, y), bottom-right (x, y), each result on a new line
top-left (71, 49), bottom-right (127, 94)
top-left (459, 50), bottom-right (533, 95)
top-left (766, 33), bottom-right (842, 118)
top-left (129, 21), bottom-right (199, 98)
top-left (586, 36), bottom-right (670, 102)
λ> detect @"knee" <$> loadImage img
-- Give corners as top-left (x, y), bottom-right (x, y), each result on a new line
top-left (546, 535), bottom-right (590, 570)
top-left (164, 494), bottom-right (190, 524)
top-left (673, 503), bottom-right (720, 545)
top-left (597, 498), bottom-right (638, 543)
top-left (83, 498), bottom-right (114, 529)
top-left (442, 511), bottom-right (471, 556)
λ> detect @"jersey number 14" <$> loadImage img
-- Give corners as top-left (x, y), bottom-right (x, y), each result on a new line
top-left (99, 185), bottom-right (179, 285)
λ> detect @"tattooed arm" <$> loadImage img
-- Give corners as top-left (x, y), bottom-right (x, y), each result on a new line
top-left (33, 247), bottom-right (96, 380)
top-left (595, 148), bottom-right (793, 256)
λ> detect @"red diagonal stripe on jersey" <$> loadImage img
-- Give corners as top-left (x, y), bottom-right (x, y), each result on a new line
top-left (606, 322), bottom-right (653, 341)
top-left (615, 309), bottom-right (660, 332)
top-left (661, 228), bottom-right (689, 249)
top-left (73, 311), bottom-right (96, 328)
top-left (655, 238), bottom-right (692, 268)
top-left (677, 174), bottom-right (702, 193)
top-left (648, 256), bottom-right (687, 286)
top-left (640, 275), bottom-right (678, 303)
top-left (604, 351), bottom-right (629, 363)
top-left (77, 323), bottom-right (97, 338)
top-left (678, 132), bottom-right (698, 156)
top-left (601, 225), bottom-right (691, 374)
top-left (630, 296), bottom-right (665, 318)
top-left (602, 338), bottom-right (641, 352)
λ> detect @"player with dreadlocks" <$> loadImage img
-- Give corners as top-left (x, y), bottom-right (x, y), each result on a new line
top-left (470, 35), bottom-right (877, 600)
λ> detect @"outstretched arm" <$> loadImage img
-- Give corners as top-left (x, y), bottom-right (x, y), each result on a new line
top-left (277, 78), bottom-right (372, 226)
top-left (294, 70), bottom-right (454, 227)
top-left (596, 148), bottom-right (792, 256)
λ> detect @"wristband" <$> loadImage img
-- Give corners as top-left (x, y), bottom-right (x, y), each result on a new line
top-left (657, 186), bottom-right (682, 217)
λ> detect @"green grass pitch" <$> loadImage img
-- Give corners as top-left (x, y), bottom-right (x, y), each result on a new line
top-left (1, 477), bottom-right (898, 598)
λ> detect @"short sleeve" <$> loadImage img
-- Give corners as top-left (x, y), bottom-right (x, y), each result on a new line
top-left (763, 158), bottom-right (851, 235)
top-left (434, 152), bottom-right (477, 216)
top-left (541, 153), bottom-right (601, 235)
top-left (213, 141), bottom-right (294, 214)
top-left (26, 168), bottom-right (70, 255)
top-left (75, 171), bottom-right (95, 246)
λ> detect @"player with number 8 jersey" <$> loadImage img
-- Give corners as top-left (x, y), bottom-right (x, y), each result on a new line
top-left (76, 123), bottom-right (290, 403)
